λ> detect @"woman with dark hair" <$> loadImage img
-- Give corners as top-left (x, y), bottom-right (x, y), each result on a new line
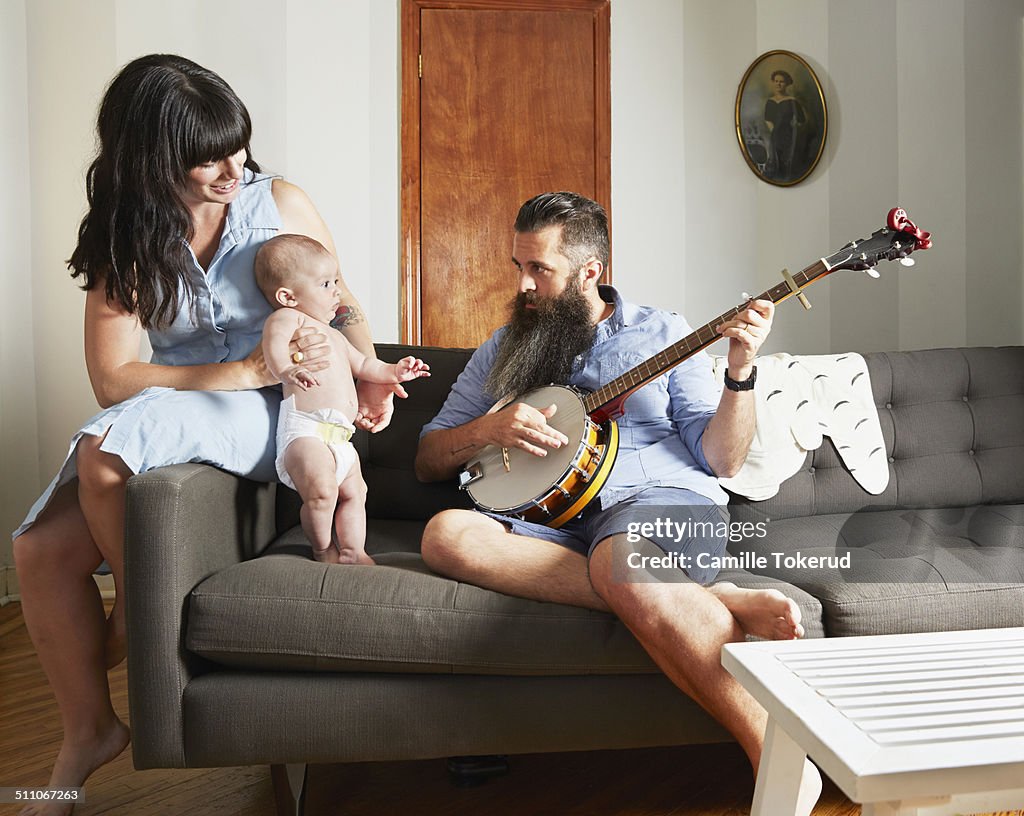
top-left (12, 54), bottom-right (394, 814)
top-left (764, 69), bottom-right (806, 181)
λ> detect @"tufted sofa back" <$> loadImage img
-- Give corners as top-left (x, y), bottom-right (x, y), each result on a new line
top-left (731, 347), bottom-right (1024, 520)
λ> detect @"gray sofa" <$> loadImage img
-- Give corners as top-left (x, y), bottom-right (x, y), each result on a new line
top-left (124, 344), bottom-right (1024, 815)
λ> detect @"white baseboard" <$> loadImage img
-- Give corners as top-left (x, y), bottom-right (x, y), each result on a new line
top-left (1, 566), bottom-right (115, 605)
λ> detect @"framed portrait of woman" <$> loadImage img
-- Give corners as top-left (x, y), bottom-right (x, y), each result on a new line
top-left (735, 50), bottom-right (827, 186)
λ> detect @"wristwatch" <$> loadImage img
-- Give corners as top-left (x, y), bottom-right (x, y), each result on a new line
top-left (724, 366), bottom-right (757, 392)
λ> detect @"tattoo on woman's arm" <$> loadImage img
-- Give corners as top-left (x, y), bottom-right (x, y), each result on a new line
top-left (331, 304), bottom-right (365, 330)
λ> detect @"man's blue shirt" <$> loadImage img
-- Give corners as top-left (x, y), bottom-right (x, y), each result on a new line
top-left (420, 285), bottom-right (728, 506)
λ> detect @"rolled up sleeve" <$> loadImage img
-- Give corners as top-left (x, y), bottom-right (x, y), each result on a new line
top-left (419, 330), bottom-right (502, 438)
top-left (668, 353), bottom-right (720, 476)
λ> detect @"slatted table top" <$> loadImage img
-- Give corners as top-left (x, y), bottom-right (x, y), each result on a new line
top-left (722, 628), bottom-right (1024, 804)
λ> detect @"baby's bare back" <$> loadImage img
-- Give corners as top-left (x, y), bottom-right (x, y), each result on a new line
top-left (283, 316), bottom-right (360, 420)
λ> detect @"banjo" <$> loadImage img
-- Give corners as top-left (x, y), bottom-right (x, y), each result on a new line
top-left (458, 208), bottom-right (932, 528)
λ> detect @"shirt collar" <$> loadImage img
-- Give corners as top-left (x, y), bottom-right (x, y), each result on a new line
top-left (596, 284), bottom-right (629, 340)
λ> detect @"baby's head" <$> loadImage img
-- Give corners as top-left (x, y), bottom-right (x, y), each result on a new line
top-left (255, 234), bottom-right (341, 323)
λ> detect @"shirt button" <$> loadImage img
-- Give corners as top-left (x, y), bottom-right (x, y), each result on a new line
top-left (885, 402), bottom-right (893, 409)
top-left (888, 456), bottom-right (895, 463)
top-left (962, 396), bottom-right (969, 402)
top-left (969, 449), bottom-right (976, 456)
top-left (808, 466), bottom-right (816, 474)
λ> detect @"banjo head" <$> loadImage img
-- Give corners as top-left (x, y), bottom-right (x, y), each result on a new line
top-left (466, 385), bottom-right (589, 513)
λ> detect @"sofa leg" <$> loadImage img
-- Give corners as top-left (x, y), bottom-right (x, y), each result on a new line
top-left (446, 755), bottom-right (509, 787)
top-left (271, 763), bottom-right (308, 816)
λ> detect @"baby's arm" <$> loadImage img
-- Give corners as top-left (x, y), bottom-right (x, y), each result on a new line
top-left (342, 336), bottom-right (430, 385)
top-left (263, 310), bottom-right (320, 390)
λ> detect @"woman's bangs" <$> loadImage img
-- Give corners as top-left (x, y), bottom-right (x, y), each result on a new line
top-left (180, 98), bottom-right (251, 168)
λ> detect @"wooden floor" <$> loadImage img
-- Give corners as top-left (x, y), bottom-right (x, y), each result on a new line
top-left (0, 600), bottom-right (867, 816)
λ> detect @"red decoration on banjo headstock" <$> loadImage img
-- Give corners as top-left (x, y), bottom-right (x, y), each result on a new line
top-left (887, 207), bottom-right (933, 251)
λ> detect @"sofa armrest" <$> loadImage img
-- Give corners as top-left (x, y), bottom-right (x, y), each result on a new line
top-left (124, 463), bottom-right (278, 768)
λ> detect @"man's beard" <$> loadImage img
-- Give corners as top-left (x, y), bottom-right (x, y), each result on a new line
top-left (485, 278), bottom-right (598, 402)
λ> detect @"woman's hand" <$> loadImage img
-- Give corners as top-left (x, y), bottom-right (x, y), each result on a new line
top-left (355, 380), bottom-right (406, 433)
top-left (289, 326), bottom-right (332, 369)
top-left (244, 326), bottom-right (333, 389)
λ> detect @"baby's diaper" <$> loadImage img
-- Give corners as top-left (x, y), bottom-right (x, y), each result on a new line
top-left (275, 395), bottom-right (357, 490)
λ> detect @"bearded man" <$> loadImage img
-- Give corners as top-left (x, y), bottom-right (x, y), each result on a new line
top-left (414, 192), bottom-right (821, 816)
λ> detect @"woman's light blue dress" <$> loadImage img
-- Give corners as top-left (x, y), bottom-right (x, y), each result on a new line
top-left (13, 170), bottom-right (282, 539)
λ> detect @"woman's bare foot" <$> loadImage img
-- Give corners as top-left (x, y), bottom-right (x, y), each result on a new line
top-left (709, 581), bottom-right (804, 639)
top-left (19, 718), bottom-right (130, 816)
top-left (104, 602), bottom-right (126, 670)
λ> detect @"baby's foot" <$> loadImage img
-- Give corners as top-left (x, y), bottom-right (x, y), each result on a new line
top-left (337, 547), bottom-right (375, 566)
top-left (709, 581), bottom-right (804, 640)
top-left (312, 545), bottom-right (341, 565)
top-left (19, 719), bottom-right (130, 816)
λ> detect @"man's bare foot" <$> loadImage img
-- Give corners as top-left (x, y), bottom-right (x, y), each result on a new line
top-left (797, 758), bottom-right (823, 816)
top-left (104, 603), bottom-right (126, 670)
top-left (709, 581), bottom-right (804, 639)
top-left (19, 718), bottom-right (130, 816)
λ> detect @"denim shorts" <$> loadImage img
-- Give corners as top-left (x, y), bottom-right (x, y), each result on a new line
top-left (484, 486), bottom-right (730, 585)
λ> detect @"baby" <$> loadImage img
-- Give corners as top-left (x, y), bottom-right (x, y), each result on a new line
top-left (255, 234), bottom-right (429, 564)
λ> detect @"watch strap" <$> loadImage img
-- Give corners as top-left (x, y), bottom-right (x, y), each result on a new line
top-left (724, 366), bottom-right (757, 391)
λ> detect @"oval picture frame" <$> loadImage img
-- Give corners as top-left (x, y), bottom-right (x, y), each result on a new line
top-left (735, 50), bottom-right (827, 187)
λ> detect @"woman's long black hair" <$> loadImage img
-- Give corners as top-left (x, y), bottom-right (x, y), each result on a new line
top-left (68, 54), bottom-right (260, 329)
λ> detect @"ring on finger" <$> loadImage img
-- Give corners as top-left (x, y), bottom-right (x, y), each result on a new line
top-left (292, 351), bottom-right (305, 364)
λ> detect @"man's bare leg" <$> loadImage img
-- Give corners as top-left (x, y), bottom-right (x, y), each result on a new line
top-left (13, 482), bottom-right (131, 816)
top-left (588, 536), bottom-right (820, 816)
top-left (420, 514), bottom-right (819, 815)
top-left (420, 509), bottom-right (609, 611)
top-left (422, 510), bottom-right (803, 637)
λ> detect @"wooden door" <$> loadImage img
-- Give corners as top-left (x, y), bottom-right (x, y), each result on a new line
top-left (402, 0), bottom-right (611, 347)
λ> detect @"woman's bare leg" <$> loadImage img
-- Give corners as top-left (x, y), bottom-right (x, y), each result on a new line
top-left (12, 481), bottom-right (131, 816)
top-left (75, 433), bottom-right (132, 669)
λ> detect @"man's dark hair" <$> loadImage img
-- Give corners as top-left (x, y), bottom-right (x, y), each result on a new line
top-left (514, 192), bottom-right (609, 273)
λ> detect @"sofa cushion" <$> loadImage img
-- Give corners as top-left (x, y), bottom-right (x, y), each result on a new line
top-left (186, 521), bottom-right (826, 673)
top-left (733, 504), bottom-right (1024, 636)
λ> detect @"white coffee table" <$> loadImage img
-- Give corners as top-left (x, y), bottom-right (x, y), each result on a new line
top-left (722, 627), bottom-right (1024, 816)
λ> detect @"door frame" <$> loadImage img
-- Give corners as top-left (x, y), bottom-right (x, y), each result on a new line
top-left (400, 0), bottom-right (611, 344)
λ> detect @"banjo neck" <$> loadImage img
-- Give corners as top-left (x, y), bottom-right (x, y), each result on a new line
top-left (585, 259), bottom-right (831, 424)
